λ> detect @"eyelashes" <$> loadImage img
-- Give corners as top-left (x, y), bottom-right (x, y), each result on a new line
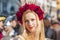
top-left (25, 19), bottom-right (35, 23)
top-left (31, 19), bottom-right (35, 21)
top-left (25, 20), bottom-right (29, 23)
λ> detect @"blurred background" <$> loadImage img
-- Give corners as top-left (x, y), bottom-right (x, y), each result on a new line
top-left (0, 0), bottom-right (59, 22)
top-left (0, 0), bottom-right (60, 40)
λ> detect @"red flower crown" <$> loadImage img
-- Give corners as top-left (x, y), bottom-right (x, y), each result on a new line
top-left (16, 3), bottom-right (44, 24)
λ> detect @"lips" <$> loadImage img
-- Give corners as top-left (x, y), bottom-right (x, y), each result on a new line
top-left (29, 27), bottom-right (33, 29)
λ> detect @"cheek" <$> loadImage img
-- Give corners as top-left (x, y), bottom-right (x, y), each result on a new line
top-left (11, 22), bottom-right (17, 26)
top-left (25, 23), bottom-right (28, 28)
top-left (0, 22), bottom-right (3, 26)
top-left (32, 21), bottom-right (37, 27)
top-left (25, 20), bottom-right (37, 30)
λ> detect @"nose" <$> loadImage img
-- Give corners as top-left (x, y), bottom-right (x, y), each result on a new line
top-left (28, 21), bottom-right (32, 26)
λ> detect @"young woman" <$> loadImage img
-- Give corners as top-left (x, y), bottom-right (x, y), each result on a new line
top-left (16, 3), bottom-right (45, 40)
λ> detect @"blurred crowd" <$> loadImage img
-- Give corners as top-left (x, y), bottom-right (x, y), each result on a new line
top-left (0, 15), bottom-right (23, 40)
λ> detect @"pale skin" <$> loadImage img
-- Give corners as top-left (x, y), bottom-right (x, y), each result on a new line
top-left (24, 13), bottom-right (37, 33)
top-left (16, 10), bottom-right (45, 40)
top-left (11, 20), bottom-right (17, 28)
top-left (0, 21), bottom-right (4, 29)
top-left (23, 12), bottom-right (41, 40)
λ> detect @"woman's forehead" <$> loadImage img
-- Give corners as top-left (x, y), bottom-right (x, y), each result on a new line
top-left (24, 12), bottom-right (36, 19)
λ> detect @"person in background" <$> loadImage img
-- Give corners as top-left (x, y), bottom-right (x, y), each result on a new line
top-left (57, 10), bottom-right (60, 22)
top-left (2, 16), bottom-right (15, 38)
top-left (51, 21), bottom-right (60, 40)
top-left (44, 18), bottom-right (56, 40)
top-left (10, 16), bottom-right (23, 36)
top-left (0, 15), bottom-right (6, 39)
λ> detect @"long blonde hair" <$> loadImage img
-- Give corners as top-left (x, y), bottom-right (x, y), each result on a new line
top-left (22, 10), bottom-right (45, 40)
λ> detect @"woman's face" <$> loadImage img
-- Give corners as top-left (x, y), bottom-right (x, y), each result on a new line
top-left (11, 20), bottom-right (17, 28)
top-left (24, 12), bottom-right (37, 33)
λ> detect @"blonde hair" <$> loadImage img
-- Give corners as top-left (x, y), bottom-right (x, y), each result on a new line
top-left (22, 10), bottom-right (45, 40)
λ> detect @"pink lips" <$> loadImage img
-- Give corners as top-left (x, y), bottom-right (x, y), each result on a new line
top-left (29, 26), bottom-right (33, 29)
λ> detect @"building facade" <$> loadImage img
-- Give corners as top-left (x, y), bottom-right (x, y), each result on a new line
top-left (0, 0), bottom-right (20, 16)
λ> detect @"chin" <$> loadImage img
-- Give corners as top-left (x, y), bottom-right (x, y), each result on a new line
top-left (29, 29), bottom-right (35, 33)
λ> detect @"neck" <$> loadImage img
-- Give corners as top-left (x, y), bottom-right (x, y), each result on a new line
top-left (24, 30), bottom-right (40, 40)
top-left (26, 30), bottom-right (36, 36)
top-left (28, 31), bottom-right (39, 40)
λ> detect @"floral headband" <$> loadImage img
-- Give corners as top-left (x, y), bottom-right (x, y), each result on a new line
top-left (16, 3), bottom-right (44, 24)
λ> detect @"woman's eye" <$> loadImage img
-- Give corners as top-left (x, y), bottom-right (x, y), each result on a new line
top-left (25, 20), bottom-right (29, 23)
top-left (31, 19), bottom-right (35, 21)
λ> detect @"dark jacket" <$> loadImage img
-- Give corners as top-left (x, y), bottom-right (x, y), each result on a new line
top-left (45, 26), bottom-right (56, 40)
